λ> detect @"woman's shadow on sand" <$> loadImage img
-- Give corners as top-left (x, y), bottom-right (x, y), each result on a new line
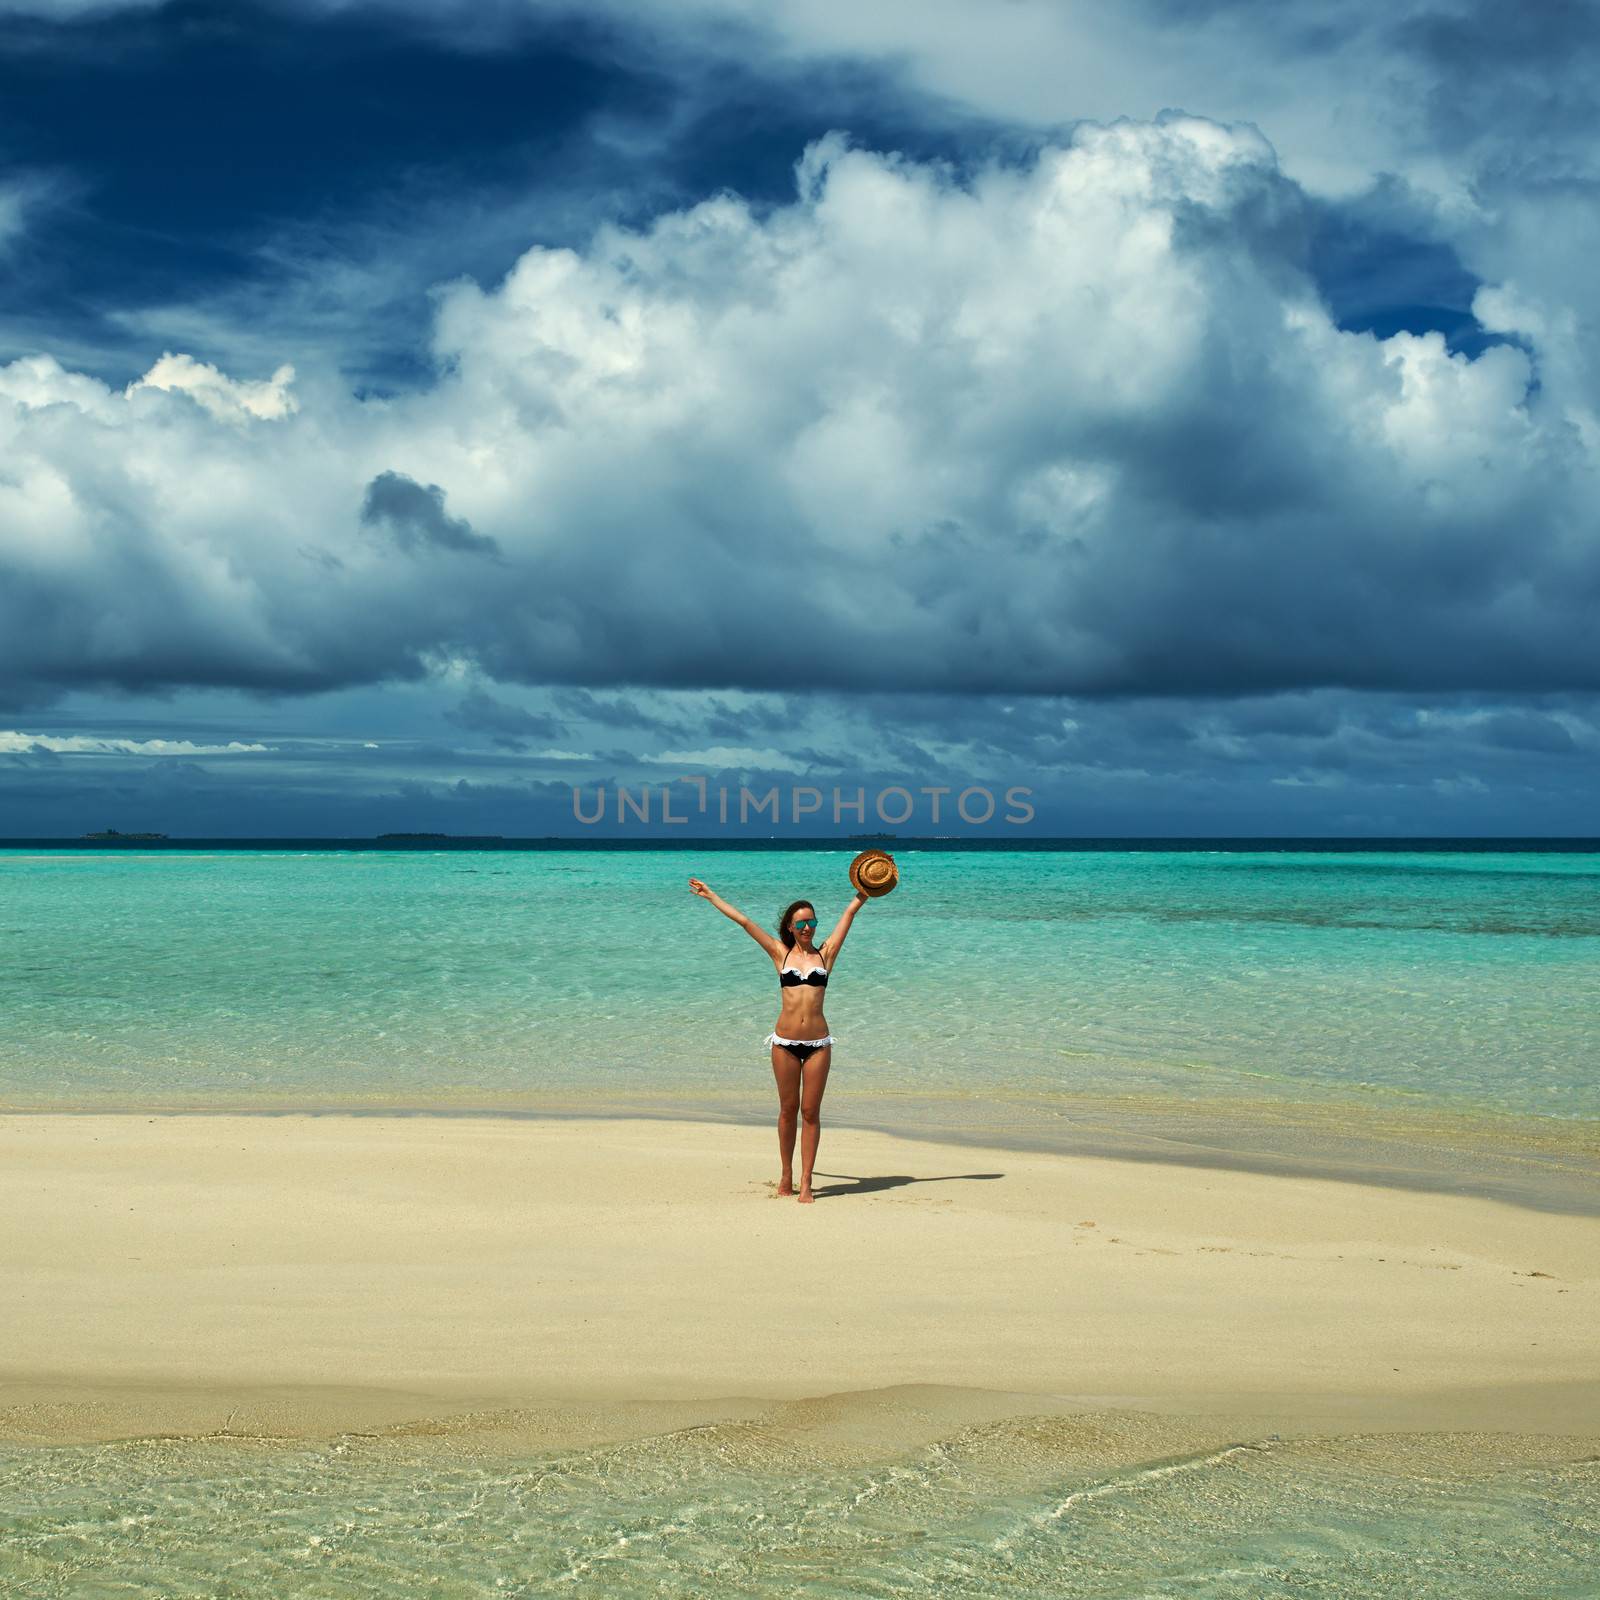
top-left (805, 1170), bottom-right (1005, 1199)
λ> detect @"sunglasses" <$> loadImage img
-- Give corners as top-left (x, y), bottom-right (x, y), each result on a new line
top-left (792, 918), bottom-right (817, 931)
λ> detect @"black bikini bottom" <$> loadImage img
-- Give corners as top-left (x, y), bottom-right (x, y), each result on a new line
top-left (765, 1032), bottom-right (834, 1066)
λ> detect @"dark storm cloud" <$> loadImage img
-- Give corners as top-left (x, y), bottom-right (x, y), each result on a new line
top-left (1476, 710), bottom-right (1580, 755)
top-left (548, 688), bottom-right (687, 733)
top-left (360, 472), bottom-right (502, 559)
top-left (1393, 0), bottom-right (1600, 164)
top-left (6, 685), bottom-right (1598, 835)
top-left (700, 698), bottom-right (808, 740)
top-left (760, 688), bottom-right (1600, 802)
top-left (445, 688), bottom-right (565, 739)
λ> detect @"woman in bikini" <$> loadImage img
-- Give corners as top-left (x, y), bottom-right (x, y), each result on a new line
top-left (687, 877), bottom-right (869, 1203)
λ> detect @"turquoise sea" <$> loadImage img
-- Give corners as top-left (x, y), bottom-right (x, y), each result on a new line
top-left (3, 842), bottom-right (1596, 1202)
top-left (3, 842), bottom-right (1597, 1596)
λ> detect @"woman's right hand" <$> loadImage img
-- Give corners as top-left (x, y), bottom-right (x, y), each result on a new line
top-left (688, 877), bottom-right (713, 899)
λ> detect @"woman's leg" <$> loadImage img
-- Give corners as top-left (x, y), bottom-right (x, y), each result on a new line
top-left (770, 1044), bottom-right (803, 1196)
top-left (796, 1045), bottom-right (832, 1203)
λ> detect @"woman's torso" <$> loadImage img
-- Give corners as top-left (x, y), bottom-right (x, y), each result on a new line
top-left (774, 946), bottom-right (830, 1035)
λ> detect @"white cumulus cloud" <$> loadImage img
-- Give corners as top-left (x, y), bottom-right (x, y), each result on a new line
top-left (127, 353), bottom-right (299, 423)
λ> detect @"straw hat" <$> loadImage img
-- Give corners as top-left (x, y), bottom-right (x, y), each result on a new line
top-left (849, 848), bottom-right (899, 898)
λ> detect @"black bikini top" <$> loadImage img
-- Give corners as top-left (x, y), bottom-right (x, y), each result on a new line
top-left (779, 955), bottom-right (829, 989)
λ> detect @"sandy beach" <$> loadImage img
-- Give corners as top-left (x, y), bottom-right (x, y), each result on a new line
top-left (4, 1112), bottom-right (1596, 1448)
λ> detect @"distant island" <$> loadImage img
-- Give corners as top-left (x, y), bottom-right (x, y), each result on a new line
top-left (848, 832), bottom-right (897, 840)
top-left (83, 829), bottom-right (168, 841)
top-left (375, 833), bottom-right (506, 841)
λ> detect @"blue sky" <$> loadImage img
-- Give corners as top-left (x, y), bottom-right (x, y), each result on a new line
top-left (2, 0), bottom-right (1598, 836)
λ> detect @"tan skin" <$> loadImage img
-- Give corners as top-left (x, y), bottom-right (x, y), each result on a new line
top-left (688, 878), bottom-right (868, 1203)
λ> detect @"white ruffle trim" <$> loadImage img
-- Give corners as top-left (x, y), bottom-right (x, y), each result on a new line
top-left (765, 1032), bottom-right (835, 1048)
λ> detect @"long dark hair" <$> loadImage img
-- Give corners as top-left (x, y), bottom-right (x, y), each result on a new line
top-left (777, 898), bottom-right (816, 950)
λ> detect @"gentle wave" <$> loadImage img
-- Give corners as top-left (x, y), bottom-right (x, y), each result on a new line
top-left (3, 1409), bottom-right (1596, 1598)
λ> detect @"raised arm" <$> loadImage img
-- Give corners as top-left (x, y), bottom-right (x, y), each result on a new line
top-left (688, 877), bottom-right (783, 961)
top-left (820, 889), bottom-right (869, 966)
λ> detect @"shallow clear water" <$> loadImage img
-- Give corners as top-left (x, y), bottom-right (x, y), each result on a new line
top-left (2, 846), bottom-right (1596, 1122)
top-left (2, 1413), bottom-right (1596, 1598)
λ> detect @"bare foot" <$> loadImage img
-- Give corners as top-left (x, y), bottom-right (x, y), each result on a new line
top-left (797, 1187), bottom-right (815, 1204)
top-left (775, 1177), bottom-right (794, 1197)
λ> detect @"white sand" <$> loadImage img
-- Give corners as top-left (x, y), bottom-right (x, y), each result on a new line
top-left (3, 1114), bottom-right (1596, 1441)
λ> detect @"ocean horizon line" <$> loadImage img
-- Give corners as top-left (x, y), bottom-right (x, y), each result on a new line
top-left (5, 834), bottom-right (1600, 852)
